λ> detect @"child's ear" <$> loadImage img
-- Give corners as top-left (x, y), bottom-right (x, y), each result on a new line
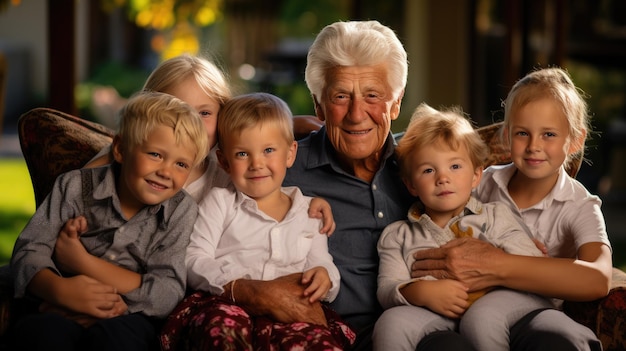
top-left (112, 135), bottom-right (124, 163)
top-left (286, 141), bottom-right (298, 168)
top-left (568, 130), bottom-right (587, 155)
top-left (216, 149), bottom-right (230, 173)
top-left (472, 166), bottom-right (483, 189)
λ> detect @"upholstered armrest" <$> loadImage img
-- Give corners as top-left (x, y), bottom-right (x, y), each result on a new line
top-left (563, 268), bottom-right (626, 351)
top-left (18, 107), bottom-right (114, 207)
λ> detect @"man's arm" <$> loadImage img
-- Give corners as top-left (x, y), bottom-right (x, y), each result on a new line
top-left (411, 237), bottom-right (612, 301)
top-left (54, 216), bottom-right (141, 293)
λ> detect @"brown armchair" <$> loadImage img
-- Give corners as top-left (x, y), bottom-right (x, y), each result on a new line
top-left (3, 107), bottom-right (626, 350)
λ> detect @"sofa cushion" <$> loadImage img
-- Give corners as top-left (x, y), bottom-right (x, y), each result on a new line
top-left (563, 267), bottom-right (626, 351)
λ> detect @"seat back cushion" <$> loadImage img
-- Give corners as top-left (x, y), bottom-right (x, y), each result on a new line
top-left (18, 108), bottom-right (115, 207)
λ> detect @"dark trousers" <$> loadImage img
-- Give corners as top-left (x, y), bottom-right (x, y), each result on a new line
top-left (9, 312), bottom-right (160, 351)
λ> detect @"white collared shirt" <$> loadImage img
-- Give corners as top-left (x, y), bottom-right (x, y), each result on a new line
top-left (186, 185), bottom-right (340, 302)
top-left (475, 163), bottom-right (611, 258)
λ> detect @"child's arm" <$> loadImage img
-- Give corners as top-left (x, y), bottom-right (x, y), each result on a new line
top-left (301, 217), bottom-right (341, 302)
top-left (27, 268), bottom-right (124, 319)
top-left (377, 220), bottom-right (448, 309)
top-left (377, 220), bottom-right (469, 318)
top-left (54, 216), bottom-right (142, 293)
top-left (308, 197), bottom-right (335, 236)
top-left (400, 279), bottom-right (469, 319)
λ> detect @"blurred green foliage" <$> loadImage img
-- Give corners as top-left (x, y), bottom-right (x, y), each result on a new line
top-left (0, 159), bottom-right (35, 265)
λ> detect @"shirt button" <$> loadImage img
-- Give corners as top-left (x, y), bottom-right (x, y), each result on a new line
top-left (372, 184), bottom-right (378, 191)
top-left (377, 211), bottom-right (384, 219)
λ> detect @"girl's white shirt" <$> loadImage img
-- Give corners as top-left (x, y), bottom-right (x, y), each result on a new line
top-left (475, 163), bottom-right (611, 259)
top-left (184, 147), bottom-right (231, 203)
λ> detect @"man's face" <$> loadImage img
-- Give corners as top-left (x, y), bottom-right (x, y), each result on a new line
top-left (315, 64), bottom-right (401, 162)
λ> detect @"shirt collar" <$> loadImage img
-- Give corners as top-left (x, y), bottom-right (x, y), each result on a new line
top-left (407, 196), bottom-right (483, 222)
top-left (232, 186), bottom-right (305, 217)
top-left (91, 164), bottom-right (166, 218)
top-left (492, 163), bottom-right (575, 209)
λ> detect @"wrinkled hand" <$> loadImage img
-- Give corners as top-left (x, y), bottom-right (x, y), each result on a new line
top-left (242, 273), bottom-right (327, 326)
top-left (54, 216), bottom-right (89, 274)
top-left (54, 275), bottom-right (125, 319)
top-left (411, 237), bottom-right (505, 291)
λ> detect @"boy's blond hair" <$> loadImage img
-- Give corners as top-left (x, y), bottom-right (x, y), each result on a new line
top-left (217, 92), bottom-right (294, 149)
top-left (396, 103), bottom-right (489, 179)
top-left (117, 91), bottom-right (209, 167)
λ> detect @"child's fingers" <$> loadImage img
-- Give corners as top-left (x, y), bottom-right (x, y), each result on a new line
top-left (532, 238), bottom-right (548, 256)
top-left (302, 274), bottom-right (331, 302)
top-left (318, 221), bottom-right (335, 236)
top-left (301, 269), bottom-right (314, 285)
top-left (326, 221), bottom-right (336, 236)
top-left (306, 287), bottom-right (327, 303)
top-left (76, 216), bottom-right (88, 233)
top-left (62, 216), bottom-right (88, 238)
top-left (303, 279), bottom-right (325, 302)
top-left (308, 207), bottom-right (322, 219)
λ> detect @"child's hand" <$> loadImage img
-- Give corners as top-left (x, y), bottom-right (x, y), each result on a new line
top-left (301, 266), bottom-right (332, 303)
top-left (309, 197), bottom-right (336, 236)
top-left (56, 275), bottom-right (125, 319)
top-left (403, 279), bottom-right (469, 319)
top-left (54, 216), bottom-right (89, 274)
top-left (40, 297), bottom-right (127, 328)
top-left (532, 238), bottom-right (549, 256)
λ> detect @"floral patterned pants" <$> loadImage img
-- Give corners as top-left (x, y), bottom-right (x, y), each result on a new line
top-left (160, 291), bottom-right (356, 351)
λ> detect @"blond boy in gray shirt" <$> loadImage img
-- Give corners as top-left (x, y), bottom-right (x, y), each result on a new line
top-left (10, 91), bottom-right (208, 351)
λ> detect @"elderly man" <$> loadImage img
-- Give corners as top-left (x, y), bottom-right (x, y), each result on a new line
top-left (280, 21), bottom-right (470, 350)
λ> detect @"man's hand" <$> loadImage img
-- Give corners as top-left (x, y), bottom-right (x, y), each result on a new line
top-left (238, 273), bottom-right (327, 326)
top-left (411, 237), bottom-right (506, 291)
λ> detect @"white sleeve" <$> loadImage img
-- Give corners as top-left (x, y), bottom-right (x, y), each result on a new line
top-left (185, 189), bottom-right (229, 295)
